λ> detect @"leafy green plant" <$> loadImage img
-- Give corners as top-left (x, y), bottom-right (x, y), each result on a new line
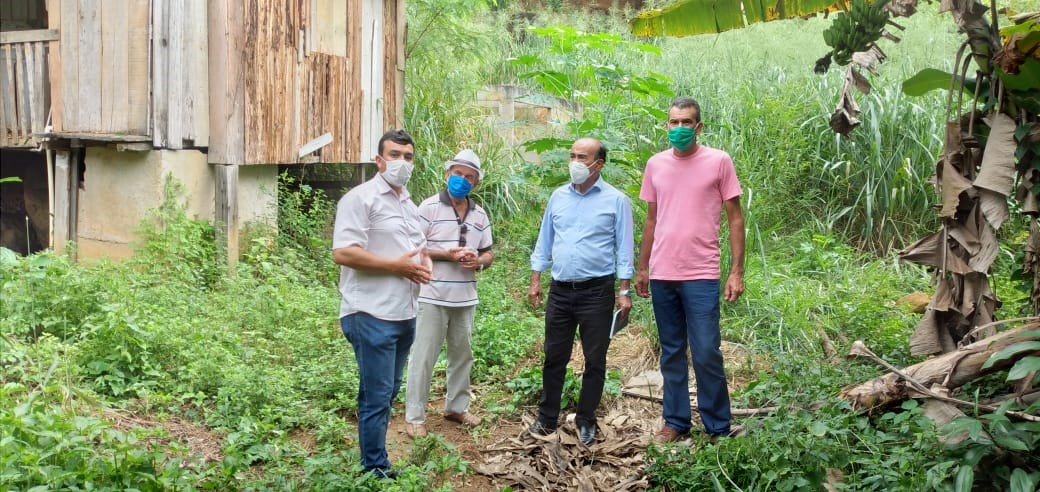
top-left (648, 400), bottom-right (946, 491)
top-left (931, 405), bottom-right (1040, 492)
top-left (509, 24), bottom-right (672, 190)
top-left (131, 174), bottom-right (221, 288)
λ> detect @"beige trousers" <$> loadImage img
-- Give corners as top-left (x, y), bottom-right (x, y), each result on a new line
top-left (404, 302), bottom-right (475, 424)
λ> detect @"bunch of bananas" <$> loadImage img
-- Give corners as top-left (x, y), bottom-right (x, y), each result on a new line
top-left (819, 0), bottom-right (891, 69)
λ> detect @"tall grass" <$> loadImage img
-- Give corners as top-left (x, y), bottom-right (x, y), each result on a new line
top-left (452, 3), bottom-right (967, 256)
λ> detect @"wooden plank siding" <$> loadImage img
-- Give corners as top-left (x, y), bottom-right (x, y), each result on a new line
top-left (31, 0), bottom-right (401, 160)
top-left (0, 37), bottom-right (51, 147)
top-left (150, 0), bottom-right (208, 148)
top-left (207, 0), bottom-right (397, 165)
top-left (56, 0), bottom-right (149, 137)
top-left (383, 0), bottom-right (403, 131)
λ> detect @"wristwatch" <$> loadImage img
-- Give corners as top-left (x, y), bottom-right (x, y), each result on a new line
top-left (618, 289), bottom-right (631, 297)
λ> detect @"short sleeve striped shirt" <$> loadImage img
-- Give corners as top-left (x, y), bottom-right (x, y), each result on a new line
top-left (417, 191), bottom-right (493, 307)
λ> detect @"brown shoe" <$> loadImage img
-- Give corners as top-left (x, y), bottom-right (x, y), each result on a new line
top-left (653, 425), bottom-right (688, 444)
top-left (404, 423), bottom-right (427, 438)
top-left (444, 411), bottom-right (481, 426)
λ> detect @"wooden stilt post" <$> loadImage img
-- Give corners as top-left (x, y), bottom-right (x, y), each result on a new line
top-left (214, 164), bottom-right (238, 271)
top-left (51, 148), bottom-right (79, 256)
top-left (208, 0), bottom-right (243, 271)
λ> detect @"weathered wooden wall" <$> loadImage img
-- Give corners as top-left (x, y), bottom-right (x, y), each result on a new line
top-left (0, 30), bottom-right (53, 147)
top-left (208, 0), bottom-right (401, 165)
top-left (151, 0), bottom-right (209, 148)
top-left (55, 0), bottom-right (152, 136)
top-left (383, 0), bottom-right (404, 132)
top-left (37, 0), bottom-right (401, 163)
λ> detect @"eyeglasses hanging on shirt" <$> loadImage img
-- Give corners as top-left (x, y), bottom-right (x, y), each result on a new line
top-left (459, 222), bottom-right (468, 247)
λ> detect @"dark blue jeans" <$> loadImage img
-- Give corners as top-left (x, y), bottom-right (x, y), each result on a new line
top-left (340, 312), bottom-right (415, 472)
top-left (650, 279), bottom-right (731, 436)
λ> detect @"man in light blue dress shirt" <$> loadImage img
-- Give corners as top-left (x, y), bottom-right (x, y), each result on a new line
top-left (527, 137), bottom-right (635, 446)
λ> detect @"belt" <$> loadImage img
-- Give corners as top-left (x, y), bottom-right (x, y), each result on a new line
top-left (551, 274), bottom-right (614, 290)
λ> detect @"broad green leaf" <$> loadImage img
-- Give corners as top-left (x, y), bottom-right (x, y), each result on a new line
top-left (522, 137), bottom-right (572, 154)
top-left (982, 341), bottom-right (1040, 369)
top-left (954, 465), bottom-right (975, 492)
top-left (810, 421), bottom-right (828, 436)
top-left (1000, 18), bottom-right (1037, 36)
top-left (1009, 468), bottom-right (1039, 492)
top-left (630, 0), bottom-right (850, 37)
top-left (509, 54), bottom-right (541, 67)
top-left (942, 416), bottom-right (983, 442)
top-left (1007, 356), bottom-right (1040, 381)
top-left (518, 70), bottom-right (572, 98)
top-left (901, 68), bottom-right (974, 97)
top-left (1009, 329), bottom-right (1040, 340)
top-left (992, 432), bottom-right (1031, 451)
top-left (997, 58), bottom-right (1040, 92)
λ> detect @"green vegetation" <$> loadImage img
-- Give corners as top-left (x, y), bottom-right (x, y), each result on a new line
top-left (2, 2), bottom-right (1037, 491)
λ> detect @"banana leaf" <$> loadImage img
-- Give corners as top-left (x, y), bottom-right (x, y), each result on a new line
top-left (630, 0), bottom-right (851, 37)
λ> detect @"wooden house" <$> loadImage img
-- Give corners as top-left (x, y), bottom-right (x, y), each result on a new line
top-left (0, 0), bottom-right (404, 260)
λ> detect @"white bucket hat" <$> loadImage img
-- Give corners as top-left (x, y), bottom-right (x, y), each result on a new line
top-left (444, 149), bottom-right (484, 180)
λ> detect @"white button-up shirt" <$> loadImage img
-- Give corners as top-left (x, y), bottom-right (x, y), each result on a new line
top-left (333, 175), bottom-right (426, 320)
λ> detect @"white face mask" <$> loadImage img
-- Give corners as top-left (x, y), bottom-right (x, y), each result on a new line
top-left (382, 159), bottom-right (414, 187)
top-left (569, 160), bottom-right (591, 185)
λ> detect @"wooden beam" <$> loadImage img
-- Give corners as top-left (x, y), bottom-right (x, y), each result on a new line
top-left (0, 29), bottom-right (60, 44)
top-left (166, 0), bottom-right (185, 148)
top-left (46, 0), bottom-right (62, 133)
top-left (52, 150), bottom-right (71, 252)
top-left (207, 0), bottom-right (244, 164)
top-left (127, 0), bottom-right (149, 134)
top-left (214, 164), bottom-right (239, 270)
top-left (114, 142), bottom-right (152, 152)
top-left (78, 0), bottom-right (101, 131)
top-left (58, 0), bottom-right (78, 131)
top-left (100, 0), bottom-right (129, 133)
top-left (36, 131), bottom-right (151, 142)
top-left (151, 0), bottom-right (168, 146)
top-left (68, 149), bottom-right (80, 259)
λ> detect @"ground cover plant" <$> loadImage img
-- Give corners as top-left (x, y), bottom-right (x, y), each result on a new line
top-left (2, 1), bottom-right (1037, 491)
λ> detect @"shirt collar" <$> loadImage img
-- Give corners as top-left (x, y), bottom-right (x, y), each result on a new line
top-left (438, 189), bottom-right (473, 211)
top-left (569, 176), bottom-right (604, 196)
top-left (374, 173), bottom-right (410, 201)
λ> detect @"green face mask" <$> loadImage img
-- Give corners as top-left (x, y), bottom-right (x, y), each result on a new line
top-left (668, 126), bottom-right (696, 151)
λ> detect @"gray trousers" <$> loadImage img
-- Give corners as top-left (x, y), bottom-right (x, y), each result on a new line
top-left (405, 302), bottom-right (476, 424)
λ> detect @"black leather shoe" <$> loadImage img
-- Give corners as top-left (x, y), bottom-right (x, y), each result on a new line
top-left (578, 422), bottom-right (597, 446)
top-left (528, 418), bottom-right (557, 436)
top-left (367, 468), bottom-right (398, 480)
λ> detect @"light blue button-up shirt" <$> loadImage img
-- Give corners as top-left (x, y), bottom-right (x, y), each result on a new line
top-left (530, 177), bottom-right (635, 281)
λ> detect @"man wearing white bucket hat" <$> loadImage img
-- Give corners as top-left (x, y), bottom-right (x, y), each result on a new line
top-left (404, 149), bottom-right (494, 438)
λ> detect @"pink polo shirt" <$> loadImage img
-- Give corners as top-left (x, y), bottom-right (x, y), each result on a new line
top-left (639, 145), bottom-right (742, 280)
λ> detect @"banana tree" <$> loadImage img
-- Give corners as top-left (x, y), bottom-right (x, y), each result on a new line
top-left (630, 1), bottom-right (1040, 355)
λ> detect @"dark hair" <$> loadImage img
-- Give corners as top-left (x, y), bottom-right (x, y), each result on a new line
top-left (377, 129), bottom-right (414, 155)
top-left (595, 141), bottom-right (607, 163)
top-left (670, 97), bottom-right (702, 123)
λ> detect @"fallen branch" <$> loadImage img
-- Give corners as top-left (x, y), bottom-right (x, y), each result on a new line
top-left (620, 390), bottom-right (779, 416)
top-left (845, 340), bottom-right (1040, 422)
top-left (841, 322), bottom-right (1039, 411)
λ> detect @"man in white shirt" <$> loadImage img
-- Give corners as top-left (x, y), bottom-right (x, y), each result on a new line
top-left (332, 129), bottom-right (432, 479)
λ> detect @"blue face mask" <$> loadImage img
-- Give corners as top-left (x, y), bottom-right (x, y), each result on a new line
top-left (447, 175), bottom-right (473, 198)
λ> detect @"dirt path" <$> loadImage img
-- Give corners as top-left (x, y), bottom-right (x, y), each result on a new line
top-left (384, 324), bottom-right (687, 490)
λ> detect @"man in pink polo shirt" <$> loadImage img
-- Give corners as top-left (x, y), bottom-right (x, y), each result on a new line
top-left (635, 97), bottom-right (746, 443)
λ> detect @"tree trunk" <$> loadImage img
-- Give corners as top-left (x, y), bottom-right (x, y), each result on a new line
top-left (840, 323), bottom-right (1039, 411)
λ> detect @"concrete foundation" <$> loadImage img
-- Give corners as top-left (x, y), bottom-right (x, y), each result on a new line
top-left (76, 147), bottom-right (276, 260)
